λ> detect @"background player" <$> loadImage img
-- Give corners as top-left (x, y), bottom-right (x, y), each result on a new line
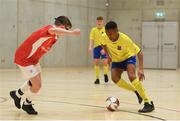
top-left (9, 16), bottom-right (80, 115)
top-left (89, 16), bottom-right (109, 84)
top-left (101, 21), bottom-right (155, 113)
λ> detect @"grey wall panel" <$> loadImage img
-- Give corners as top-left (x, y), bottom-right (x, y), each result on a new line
top-left (108, 10), bottom-right (141, 46)
top-left (67, 0), bottom-right (87, 7)
top-left (66, 26), bottom-right (89, 67)
top-left (44, 0), bottom-right (67, 4)
top-left (42, 0), bottom-right (68, 67)
top-left (179, 20), bottom-right (180, 68)
top-left (18, 0), bottom-right (45, 46)
top-left (88, 0), bottom-right (107, 9)
top-left (0, 0), bottom-right (17, 68)
top-left (44, 0), bottom-right (68, 24)
top-left (66, 6), bottom-right (88, 66)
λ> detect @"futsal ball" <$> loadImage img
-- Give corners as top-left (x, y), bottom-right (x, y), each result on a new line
top-left (106, 96), bottom-right (119, 111)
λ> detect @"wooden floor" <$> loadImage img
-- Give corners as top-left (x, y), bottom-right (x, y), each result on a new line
top-left (0, 67), bottom-right (180, 120)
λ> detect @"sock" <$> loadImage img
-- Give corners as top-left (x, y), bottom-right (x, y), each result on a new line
top-left (132, 78), bottom-right (150, 103)
top-left (21, 80), bottom-right (31, 92)
top-left (116, 79), bottom-right (136, 92)
top-left (16, 80), bottom-right (35, 103)
top-left (103, 65), bottom-right (109, 75)
top-left (94, 65), bottom-right (100, 79)
top-left (15, 80), bottom-right (31, 98)
top-left (24, 87), bottom-right (36, 105)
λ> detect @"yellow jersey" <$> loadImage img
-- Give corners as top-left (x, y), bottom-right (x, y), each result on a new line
top-left (89, 27), bottom-right (105, 48)
top-left (100, 32), bottom-right (140, 62)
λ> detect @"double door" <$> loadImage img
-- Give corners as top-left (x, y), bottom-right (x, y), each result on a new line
top-left (142, 22), bottom-right (178, 69)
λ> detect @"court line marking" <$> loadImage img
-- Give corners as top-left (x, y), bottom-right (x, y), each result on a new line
top-left (39, 95), bottom-right (180, 113)
top-left (36, 99), bottom-right (166, 121)
top-left (0, 97), bottom-right (7, 103)
top-left (120, 101), bottom-right (180, 113)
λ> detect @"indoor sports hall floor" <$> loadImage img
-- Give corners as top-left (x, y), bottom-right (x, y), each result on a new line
top-left (0, 67), bottom-right (180, 120)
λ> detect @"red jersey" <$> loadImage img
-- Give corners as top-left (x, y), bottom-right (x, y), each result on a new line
top-left (14, 25), bottom-right (58, 66)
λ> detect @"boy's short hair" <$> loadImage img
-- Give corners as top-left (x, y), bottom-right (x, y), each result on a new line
top-left (54, 16), bottom-right (72, 30)
top-left (105, 21), bottom-right (118, 30)
top-left (96, 16), bottom-right (103, 20)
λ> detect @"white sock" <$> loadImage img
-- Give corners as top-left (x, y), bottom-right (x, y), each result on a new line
top-left (24, 85), bottom-right (37, 105)
top-left (19, 80), bottom-right (38, 105)
top-left (15, 80), bottom-right (30, 98)
top-left (20, 80), bottom-right (31, 93)
top-left (15, 90), bottom-right (22, 98)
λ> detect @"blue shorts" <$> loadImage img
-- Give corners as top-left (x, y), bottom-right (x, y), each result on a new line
top-left (111, 56), bottom-right (136, 70)
top-left (93, 46), bottom-right (107, 59)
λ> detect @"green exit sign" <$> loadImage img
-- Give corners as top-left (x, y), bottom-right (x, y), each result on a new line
top-left (155, 10), bottom-right (165, 19)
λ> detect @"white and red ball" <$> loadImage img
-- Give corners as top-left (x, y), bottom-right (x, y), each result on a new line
top-left (105, 96), bottom-right (119, 111)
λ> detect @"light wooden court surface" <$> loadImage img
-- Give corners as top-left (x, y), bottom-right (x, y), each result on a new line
top-left (0, 67), bottom-right (180, 120)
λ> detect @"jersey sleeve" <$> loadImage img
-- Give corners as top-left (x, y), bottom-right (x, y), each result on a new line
top-left (89, 28), bottom-right (95, 40)
top-left (126, 36), bottom-right (141, 54)
top-left (99, 33), bottom-right (107, 46)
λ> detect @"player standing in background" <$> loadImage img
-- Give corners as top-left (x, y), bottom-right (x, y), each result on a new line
top-left (101, 21), bottom-right (155, 113)
top-left (89, 16), bottom-right (109, 84)
top-left (10, 16), bottom-right (80, 115)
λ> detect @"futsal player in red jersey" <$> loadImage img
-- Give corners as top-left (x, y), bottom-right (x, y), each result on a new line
top-left (10, 16), bottom-right (80, 115)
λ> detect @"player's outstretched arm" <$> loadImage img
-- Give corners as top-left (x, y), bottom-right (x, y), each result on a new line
top-left (48, 27), bottom-right (80, 36)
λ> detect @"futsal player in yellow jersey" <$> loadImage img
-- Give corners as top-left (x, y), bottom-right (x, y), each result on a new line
top-left (101, 21), bottom-right (155, 113)
top-left (89, 16), bottom-right (109, 84)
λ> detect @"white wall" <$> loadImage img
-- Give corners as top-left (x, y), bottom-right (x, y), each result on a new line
top-left (0, 0), bottom-right (17, 68)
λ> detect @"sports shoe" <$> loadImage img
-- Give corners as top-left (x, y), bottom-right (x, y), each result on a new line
top-left (104, 74), bottom-right (109, 83)
top-left (138, 101), bottom-right (155, 113)
top-left (22, 102), bottom-right (38, 115)
top-left (10, 90), bottom-right (21, 109)
top-left (94, 79), bottom-right (100, 84)
top-left (134, 91), bottom-right (143, 104)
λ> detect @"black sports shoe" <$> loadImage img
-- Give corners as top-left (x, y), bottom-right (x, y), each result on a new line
top-left (138, 101), bottom-right (155, 113)
top-left (104, 74), bottom-right (109, 83)
top-left (94, 79), bottom-right (100, 84)
top-left (22, 102), bottom-right (38, 115)
top-left (134, 91), bottom-right (143, 104)
top-left (10, 90), bottom-right (21, 109)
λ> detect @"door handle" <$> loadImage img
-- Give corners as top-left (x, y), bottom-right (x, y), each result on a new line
top-left (162, 45), bottom-right (176, 49)
top-left (142, 45), bottom-right (159, 49)
top-left (163, 43), bottom-right (174, 46)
